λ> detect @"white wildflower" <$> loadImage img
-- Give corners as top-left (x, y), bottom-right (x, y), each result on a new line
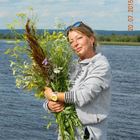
top-left (53, 67), bottom-right (63, 74)
top-left (53, 68), bottom-right (60, 74)
top-left (24, 61), bottom-right (29, 69)
top-left (10, 61), bottom-right (15, 67)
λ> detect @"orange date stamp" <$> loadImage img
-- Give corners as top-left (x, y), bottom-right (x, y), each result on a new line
top-left (128, 0), bottom-right (134, 31)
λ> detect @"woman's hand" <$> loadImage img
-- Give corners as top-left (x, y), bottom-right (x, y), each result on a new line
top-left (44, 87), bottom-right (53, 100)
top-left (48, 101), bottom-right (64, 112)
top-left (44, 86), bottom-right (65, 102)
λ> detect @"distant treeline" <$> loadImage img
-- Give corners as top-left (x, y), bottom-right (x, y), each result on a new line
top-left (0, 33), bottom-right (16, 39)
top-left (0, 30), bottom-right (140, 43)
top-left (97, 34), bottom-right (140, 42)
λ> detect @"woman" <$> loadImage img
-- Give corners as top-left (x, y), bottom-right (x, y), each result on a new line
top-left (43, 21), bottom-right (112, 140)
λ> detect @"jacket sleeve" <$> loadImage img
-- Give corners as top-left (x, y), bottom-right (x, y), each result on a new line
top-left (43, 100), bottom-right (51, 112)
top-left (65, 60), bottom-right (112, 107)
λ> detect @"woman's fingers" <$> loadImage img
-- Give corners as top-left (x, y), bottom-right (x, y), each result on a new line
top-left (48, 101), bottom-right (64, 112)
top-left (53, 106), bottom-right (64, 112)
top-left (44, 87), bottom-right (53, 100)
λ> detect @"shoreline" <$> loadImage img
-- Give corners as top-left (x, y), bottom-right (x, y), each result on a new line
top-left (1, 39), bottom-right (140, 46)
top-left (100, 41), bottom-right (140, 46)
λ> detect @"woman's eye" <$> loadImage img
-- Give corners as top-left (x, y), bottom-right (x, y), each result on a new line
top-left (69, 41), bottom-right (73, 45)
top-left (77, 36), bottom-right (82, 40)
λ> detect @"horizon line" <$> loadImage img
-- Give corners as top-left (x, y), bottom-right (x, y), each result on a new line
top-left (0, 28), bottom-right (140, 32)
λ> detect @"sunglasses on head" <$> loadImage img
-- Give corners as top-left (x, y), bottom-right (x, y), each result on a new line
top-left (65, 21), bottom-right (83, 33)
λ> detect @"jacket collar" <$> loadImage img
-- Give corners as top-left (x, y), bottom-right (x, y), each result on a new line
top-left (79, 53), bottom-right (101, 65)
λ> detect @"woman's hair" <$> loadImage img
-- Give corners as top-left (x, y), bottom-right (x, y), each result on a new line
top-left (66, 21), bottom-right (97, 50)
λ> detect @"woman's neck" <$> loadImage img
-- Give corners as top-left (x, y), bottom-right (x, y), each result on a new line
top-left (79, 51), bottom-right (96, 61)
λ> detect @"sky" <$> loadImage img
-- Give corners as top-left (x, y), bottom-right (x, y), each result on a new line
top-left (0, 0), bottom-right (140, 30)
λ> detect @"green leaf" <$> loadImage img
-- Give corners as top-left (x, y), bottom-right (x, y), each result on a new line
top-left (47, 121), bottom-right (52, 129)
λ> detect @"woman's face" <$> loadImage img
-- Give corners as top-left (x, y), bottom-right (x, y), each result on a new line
top-left (68, 30), bottom-right (95, 60)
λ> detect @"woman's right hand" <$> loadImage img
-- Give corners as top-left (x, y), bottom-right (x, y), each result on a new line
top-left (47, 101), bottom-right (64, 112)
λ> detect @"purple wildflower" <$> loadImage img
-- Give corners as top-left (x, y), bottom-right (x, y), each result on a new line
top-left (42, 58), bottom-right (48, 65)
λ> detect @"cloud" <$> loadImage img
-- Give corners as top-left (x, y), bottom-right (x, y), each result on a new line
top-left (0, 0), bottom-right (139, 30)
top-left (0, 0), bottom-right (9, 2)
top-left (137, 0), bottom-right (140, 4)
top-left (39, 9), bottom-right (51, 17)
top-left (0, 11), bottom-right (10, 17)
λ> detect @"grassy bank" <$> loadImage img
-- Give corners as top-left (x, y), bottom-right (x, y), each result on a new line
top-left (100, 41), bottom-right (140, 46)
top-left (1, 39), bottom-right (140, 46)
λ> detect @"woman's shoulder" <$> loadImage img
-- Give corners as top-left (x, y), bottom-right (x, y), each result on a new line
top-left (90, 53), bottom-right (111, 71)
top-left (92, 53), bottom-right (109, 64)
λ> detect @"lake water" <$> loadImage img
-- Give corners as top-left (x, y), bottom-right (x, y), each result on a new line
top-left (0, 40), bottom-right (140, 140)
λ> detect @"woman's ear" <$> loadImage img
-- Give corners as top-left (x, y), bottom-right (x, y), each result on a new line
top-left (90, 36), bottom-right (95, 45)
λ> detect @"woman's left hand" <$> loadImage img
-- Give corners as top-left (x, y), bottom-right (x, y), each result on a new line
top-left (48, 101), bottom-right (64, 112)
top-left (44, 87), bottom-right (53, 100)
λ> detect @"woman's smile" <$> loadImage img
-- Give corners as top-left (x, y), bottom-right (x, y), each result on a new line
top-left (76, 47), bottom-right (82, 53)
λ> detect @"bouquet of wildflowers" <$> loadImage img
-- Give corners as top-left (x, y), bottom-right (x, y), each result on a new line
top-left (5, 17), bottom-right (83, 140)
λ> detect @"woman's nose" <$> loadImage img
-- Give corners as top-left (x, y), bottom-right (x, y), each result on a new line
top-left (72, 40), bottom-right (78, 48)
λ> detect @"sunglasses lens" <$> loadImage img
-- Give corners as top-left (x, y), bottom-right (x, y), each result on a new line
top-left (72, 21), bottom-right (82, 28)
top-left (65, 21), bottom-right (82, 33)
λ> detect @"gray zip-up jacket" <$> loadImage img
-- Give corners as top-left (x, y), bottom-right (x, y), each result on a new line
top-left (65, 53), bottom-right (112, 125)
